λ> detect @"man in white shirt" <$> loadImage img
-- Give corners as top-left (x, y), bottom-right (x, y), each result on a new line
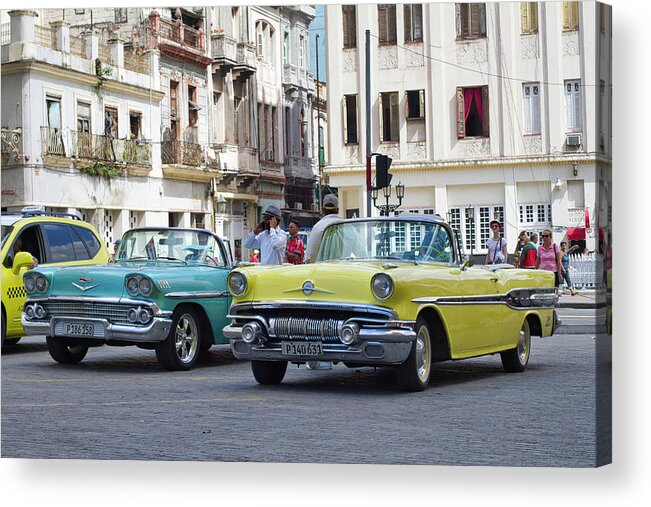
top-left (305, 194), bottom-right (341, 264)
top-left (243, 205), bottom-right (287, 265)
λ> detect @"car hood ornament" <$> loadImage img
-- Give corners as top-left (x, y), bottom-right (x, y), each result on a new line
top-left (284, 281), bottom-right (335, 296)
top-left (72, 281), bottom-right (99, 292)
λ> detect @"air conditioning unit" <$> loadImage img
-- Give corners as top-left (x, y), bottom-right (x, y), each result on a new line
top-left (295, 202), bottom-right (303, 210)
top-left (566, 134), bottom-right (582, 147)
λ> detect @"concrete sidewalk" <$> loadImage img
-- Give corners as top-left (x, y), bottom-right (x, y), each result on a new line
top-left (553, 289), bottom-right (608, 335)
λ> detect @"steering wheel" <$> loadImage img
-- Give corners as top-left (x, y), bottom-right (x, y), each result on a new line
top-left (202, 255), bottom-right (220, 266)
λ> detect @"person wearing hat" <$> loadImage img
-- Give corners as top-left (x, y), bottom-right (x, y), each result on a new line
top-left (243, 204), bottom-right (287, 265)
top-left (305, 193), bottom-right (341, 264)
top-left (485, 219), bottom-right (508, 265)
top-left (110, 239), bottom-right (122, 262)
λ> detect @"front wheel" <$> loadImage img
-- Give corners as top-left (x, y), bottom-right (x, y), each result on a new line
top-left (501, 319), bottom-right (531, 373)
top-left (251, 360), bottom-right (288, 385)
top-left (46, 336), bottom-right (89, 364)
top-left (397, 316), bottom-right (432, 392)
top-left (156, 307), bottom-right (201, 371)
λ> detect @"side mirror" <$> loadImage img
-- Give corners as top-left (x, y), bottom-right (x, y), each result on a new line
top-left (12, 251), bottom-right (35, 275)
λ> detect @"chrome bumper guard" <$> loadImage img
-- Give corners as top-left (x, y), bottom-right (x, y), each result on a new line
top-left (22, 315), bottom-right (173, 343)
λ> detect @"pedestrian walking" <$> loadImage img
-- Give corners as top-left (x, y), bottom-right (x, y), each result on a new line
top-left (520, 232), bottom-right (538, 268)
top-left (560, 242), bottom-right (578, 295)
top-left (305, 194), bottom-right (341, 264)
top-left (513, 231), bottom-right (529, 267)
top-left (536, 229), bottom-right (563, 287)
top-left (485, 220), bottom-right (507, 264)
top-left (243, 205), bottom-right (287, 265)
top-left (285, 220), bottom-right (305, 264)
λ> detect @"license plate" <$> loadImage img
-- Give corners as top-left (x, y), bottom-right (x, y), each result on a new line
top-left (281, 341), bottom-right (323, 356)
top-left (59, 321), bottom-right (99, 338)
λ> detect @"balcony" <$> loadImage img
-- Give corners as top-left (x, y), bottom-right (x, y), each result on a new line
top-left (211, 33), bottom-right (237, 69)
top-left (233, 42), bottom-right (257, 80)
top-left (162, 140), bottom-right (204, 167)
top-left (1, 128), bottom-right (21, 165)
top-left (284, 155), bottom-right (316, 181)
top-left (41, 127), bottom-right (65, 157)
top-left (152, 15), bottom-right (210, 66)
top-left (259, 160), bottom-right (285, 183)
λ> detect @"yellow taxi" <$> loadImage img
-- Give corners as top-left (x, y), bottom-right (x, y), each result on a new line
top-left (1, 207), bottom-right (109, 347)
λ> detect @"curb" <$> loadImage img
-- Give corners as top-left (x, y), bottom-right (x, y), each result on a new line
top-left (553, 324), bottom-right (606, 335)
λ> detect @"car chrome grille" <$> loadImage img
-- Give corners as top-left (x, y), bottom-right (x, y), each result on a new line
top-left (269, 317), bottom-right (345, 343)
top-left (40, 301), bottom-right (140, 326)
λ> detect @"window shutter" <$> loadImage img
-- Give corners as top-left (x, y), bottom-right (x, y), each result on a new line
top-left (532, 84), bottom-right (540, 133)
top-left (390, 92), bottom-right (399, 141)
top-left (388, 5), bottom-right (397, 44)
top-left (523, 85), bottom-right (531, 132)
top-left (379, 92), bottom-right (384, 142)
top-left (414, 4), bottom-right (423, 41)
top-left (343, 96), bottom-right (348, 144)
top-left (404, 5), bottom-right (412, 42)
top-left (562, 2), bottom-right (571, 30)
top-left (378, 5), bottom-right (387, 43)
top-left (482, 85), bottom-right (490, 137)
top-left (531, 3), bottom-right (538, 32)
top-left (456, 87), bottom-right (465, 138)
top-left (521, 2), bottom-right (529, 34)
top-left (478, 3), bottom-right (486, 36)
top-left (419, 89), bottom-right (425, 118)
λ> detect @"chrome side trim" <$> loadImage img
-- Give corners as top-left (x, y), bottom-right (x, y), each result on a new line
top-left (165, 290), bottom-right (230, 299)
top-left (412, 288), bottom-right (558, 309)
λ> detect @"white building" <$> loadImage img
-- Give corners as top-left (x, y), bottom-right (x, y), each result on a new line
top-left (324, 1), bottom-right (612, 256)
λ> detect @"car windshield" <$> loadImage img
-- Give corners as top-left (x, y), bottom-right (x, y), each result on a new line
top-left (316, 219), bottom-right (454, 264)
top-left (117, 229), bottom-right (226, 266)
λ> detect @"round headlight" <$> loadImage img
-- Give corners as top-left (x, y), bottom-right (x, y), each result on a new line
top-left (24, 305), bottom-right (35, 320)
top-left (138, 307), bottom-right (152, 324)
top-left (340, 323), bottom-right (360, 345)
top-left (228, 272), bottom-right (247, 296)
top-left (139, 277), bottom-right (153, 296)
top-left (34, 304), bottom-right (47, 320)
top-left (35, 275), bottom-right (48, 293)
top-left (371, 273), bottom-right (394, 300)
top-left (127, 308), bottom-right (138, 323)
top-left (126, 276), bottom-right (139, 296)
top-left (24, 275), bottom-right (36, 293)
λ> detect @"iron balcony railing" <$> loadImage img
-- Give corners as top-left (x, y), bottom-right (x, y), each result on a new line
top-left (161, 140), bottom-right (204, 167)
top-left (41, 127), bottom-right (65, 156)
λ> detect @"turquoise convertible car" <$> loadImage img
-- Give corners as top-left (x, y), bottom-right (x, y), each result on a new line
top-left (21, 228), bottom-right (233, 370)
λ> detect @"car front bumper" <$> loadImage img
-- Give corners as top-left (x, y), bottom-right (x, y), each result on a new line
top-left (22, 316), bottom-right (173, 343)
top-left (225, 324), bottom-right (416, 364)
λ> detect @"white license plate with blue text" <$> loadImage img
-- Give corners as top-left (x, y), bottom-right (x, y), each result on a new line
top-left (58, 321), bottom-right (102, 338)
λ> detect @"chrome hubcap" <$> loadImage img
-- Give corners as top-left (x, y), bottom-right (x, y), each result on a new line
top-left (518, 325), bottom-right (530, 364)
top-left (415, 326), bottom-right (431, 382)
top-left (175, 314), bottom-right (199, 364)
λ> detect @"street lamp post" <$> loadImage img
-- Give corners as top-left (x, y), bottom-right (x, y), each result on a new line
top-left (372, 182), bottom-right (405, 216)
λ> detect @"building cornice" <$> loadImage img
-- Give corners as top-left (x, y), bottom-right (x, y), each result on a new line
top-left (325, 153), bottom-right (612, 176)
top-left (1, 60), bottom-right (165, 103)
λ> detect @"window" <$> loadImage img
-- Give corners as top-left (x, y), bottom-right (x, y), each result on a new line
top-left (343, 94), bottom-right (358, 145)
top-left (379, 91), bottom-right (399, 142)
top-left (234, 96), bottom-right (241, 145)
top-left (456, 86), bottom-right (489, 138)
top-left (41, 224), bottom-right (77, 263)
top-left (283, 32), bottom-right (289, 64)
top-left (520, 2), bottom-right (538, 34)
top-left (565, 80), bottom-right (582, 133)
top-left (406, 90), bottom-right (425, 119)
top-left (46, 95), bottom-right (62, 131)
top-left (104, 106), bottom-right (118, 138)
top-left (342, 5), bottom-right (357, 49)
top-left (114, 8), bottom-right (127, 24)
top-left (75, 9), bottom-right (85, 15)
top-left (77, 101), bottom-right (91, 133)
top-left (456, 3), bottom-right (486, 39)
top-left (74, 226), bottom-right (101, 258)
top-left (562, 2), bottom-right (579, 31)
top-left (299, 35), bottom-right (305, 68)
top-left (129, 112), bottom-right (142, 140)
top-left (69, 227), bottom-right (91, 261)
top-left (404, 4), bottom-right (423, 43)
top-left (378, 5), bottom-right (397, 45)
top-left (256, 23), bottom-right (264, 57)
top-left (522, 83), bottom-right (540, 134)
top-left (600, 3), bottom-right (606, 33)
top-left (450, 206), bottom-right (502, 253)
top-left (188, 85), bottom-right (199, 128)
top-left (319, 126), bottom-right (325, 165)
top-left (519, 203), bottom-right (551, 239)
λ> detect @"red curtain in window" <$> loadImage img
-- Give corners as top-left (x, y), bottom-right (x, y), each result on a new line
top-left (463, 88), bottom-right (484, 124)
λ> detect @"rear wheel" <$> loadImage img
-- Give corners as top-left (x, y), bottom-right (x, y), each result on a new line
top-left (156, 307), bottom-right (201, 371)
top-left (397, 316), bottom-right (432, 392)
top-left (46, 336), bottom-right (89, 364)
top-left (251, 360), bottom-right (288, 385)
top-left (500, 319), bottom-right (531, 373)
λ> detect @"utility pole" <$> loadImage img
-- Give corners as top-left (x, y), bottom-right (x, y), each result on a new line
top-left (316, 33), bottom-right (322, 211)
top-left (365, 29), bottom-right (372, 218)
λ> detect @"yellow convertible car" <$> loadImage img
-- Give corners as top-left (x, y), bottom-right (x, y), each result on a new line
top-left (224, 214), bottom-right (558, 391)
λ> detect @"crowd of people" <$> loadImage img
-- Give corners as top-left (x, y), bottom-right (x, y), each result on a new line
top-left (488, 223), bottom-right (581, 294)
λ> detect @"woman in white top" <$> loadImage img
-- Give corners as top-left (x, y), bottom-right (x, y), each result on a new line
top-left (485, 219), bottom-right (508, 264)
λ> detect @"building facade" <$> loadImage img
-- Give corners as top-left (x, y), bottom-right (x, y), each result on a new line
top-left (324, 2), bottom-right (612, 256)
top-left (2, 6), bottom-right (319, 261)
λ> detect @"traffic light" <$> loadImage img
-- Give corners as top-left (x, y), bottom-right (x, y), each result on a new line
top-left (375, 154), bottom-right (393, 189)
